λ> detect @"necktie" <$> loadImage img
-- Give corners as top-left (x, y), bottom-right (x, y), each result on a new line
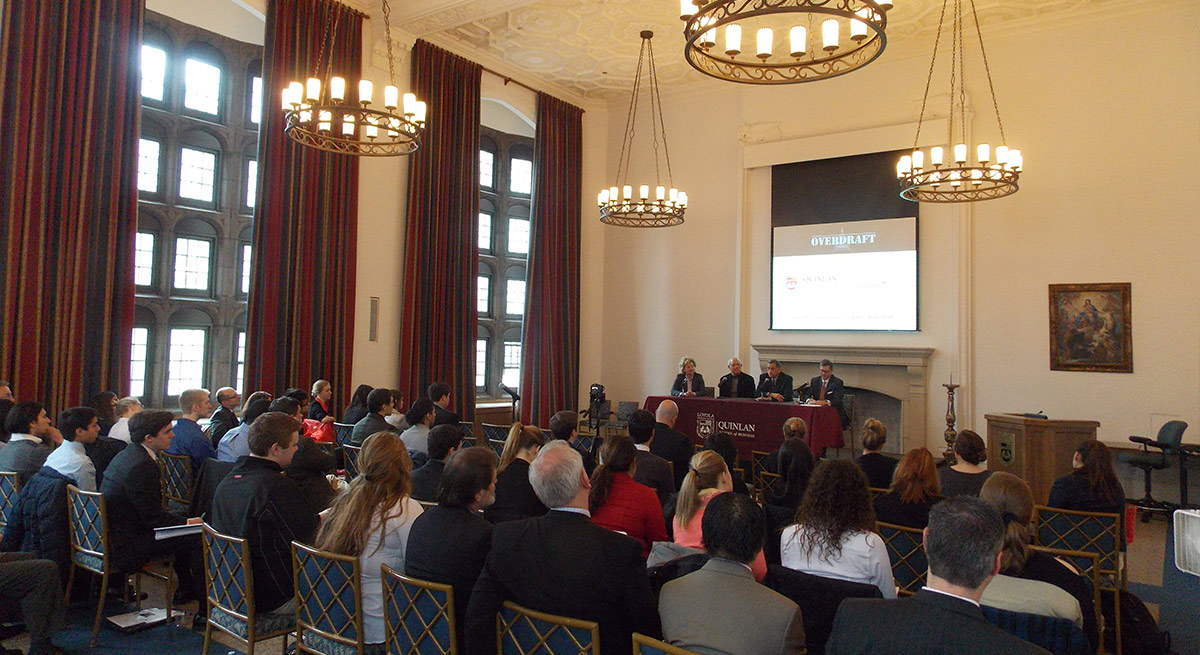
top-left (819, 379), bottom-right (827, 401)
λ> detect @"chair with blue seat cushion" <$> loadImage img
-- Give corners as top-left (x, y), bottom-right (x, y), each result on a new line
top-left (0, 470), bottom-right (19, 529)
top-left (481, 424), bottom-right (509, 455)
top-left (1119, 420), bottom-right (1189, 519)
top-left (497, 601), bottom-right (599, 655)
top-left (981, 605), bottom-right (1090, 655)
top-left (876, 521), bottom-right (927, 596)
top-left (334, 423), bottom-right (356, 448)
top-left (343, 445), bottom-right (362, 480)
top-left (292, 540), bottom-right (380, 655)
top-left (159, 451), bottom-right (194, 513)
top-left (459, 422), bottom-right (476, 448)
top-left (383, 565), bottom-right (456, 655)
top-left (631, 633), bottom-right (701, 655)
top-left (201, 523), bottom-right (294, 655)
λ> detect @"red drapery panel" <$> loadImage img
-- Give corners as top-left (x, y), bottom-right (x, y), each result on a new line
top-left (399, 40), bottom-right (481, 420)
top-left (0, 0), bottom-right (140, 410)
top-left (519, 93), bottom-right (582, 425)
top-left (248, 0), bottom-right (361, 401)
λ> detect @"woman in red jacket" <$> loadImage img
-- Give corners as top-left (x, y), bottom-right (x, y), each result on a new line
top-left (589, 433), bottom-right (667, 557)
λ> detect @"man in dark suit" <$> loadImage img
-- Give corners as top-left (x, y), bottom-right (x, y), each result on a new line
top-left (548, 410), bottom-right (595, 476)
top-left (717, 357), bottom-right (757, 399)
top-left (827, 497), bottom-right (1048, 655)
top-left (465, 441), bottom-right (660, 655)
top-left (756, 359), bottom-right (795, 402)
top-left (628, 409), bottom-right (674, 506)
top-left (808, 358), bottom-right (849, 428)
top-left (208, 387), bottom-right (241, 447)
top-left (429, 381), bottom-right (461, 428)
top-left (407, 447), bottom-right (497, 650)
top-left (650, 400), bottom-right (692, 490)
top-left (100, 410), bottom-right (204, 612)
top-left (410, 424), bottom-right (462, 502)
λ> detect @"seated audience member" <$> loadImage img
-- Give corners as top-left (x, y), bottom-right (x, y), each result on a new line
top-left (217, 398), bottom-right (271, 462)
top-left (108, 396), bottom-right (143, 444)
top-left (0, 402), bottom-right (61, 485)
top-left (465, 441), bottom-right (661, 655)
top-left (406, 447), bottom-right (498, 649)
top-left (767, 437), bottom-right (814, 510)
top-left (660, 493), bottom-right (805, 655)
top-left (384, 389), bottom-right (409, 432)
top-left (101, 410), bottom-right (204, 609)
top-left (717, 356), bottom-right (757, 399)
top-left (1048, 440), bottom-right (1127, 516)
top-left (756, 359), bottom-right (794, 402)
top-left (341, 384), bottom-right (374, 426)
top-left (241, 390), bottom-right (273, 415)
top-left (590, 434), bottom-right (668, 558)
top-left (855, 418), bottom-right (898, 490)
top-left (765, 417), bottom-right (808, 474)
top-left (873, 447), bottom-right (943, 529)
top-left (167, 388), bottom-right (216, 477)
top-left (671, 356), bottom-right (708, 397)
top-left (397, 397), bottom-right (435, 453)
top-left (308, 380), bottom-right (337, 423)
top-left (316, 433), bottom-right (423, 650)
top-left (651, 400), bottom-right (693, 490)
top-left (0, 554), bottom-right (66, 655)
top-left (704, 432), bottom-right (750, 496)
top-left (3, 462), bottom-right (75, 583)
top-left (674, 450), bottom-right (766, 581)
top-left (210, 412), bottom-right (319, 617)
top-left (549, 409), bottom-right (595, 476)
top-left (0, 381), bottom-right (12, 401)
top-left (629, 409), bottom-right (675, 506)
top-left (484, 423), bottom-right (548, 523)
top-left (980, 473), bottom-right (1094, 649)
top-left (43, 407), bottom-right (100, 491)
top-left (826, 497), bottom-right (1047, 655)
top-left (352, 388), bottom-right (401, 446)
top-left (207, 387), bottom-right (242, 447)
top-left (271, 397), bottom-right (338, 514)
top-left (90, 391), bottom-right (119, 437)
top-left (410, 424), bottom-right (462, 502)
top-left (0, 397), bottom-right (13, 442)
top-left (940, 430), bottom-right (993, 498)
top-left (429, 382), bottom-right (461, 427)
top-left (781, 459), bottom-right (895, 598)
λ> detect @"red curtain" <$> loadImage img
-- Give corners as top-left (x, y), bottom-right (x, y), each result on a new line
top-left (248, 0), bottom-right (361, 400)
top-left (520, 93), bottom-right (583, 425)
top-left (0, 0), bottom-right (140, 410)
top-left (398, 41), bottom-right (481, 419)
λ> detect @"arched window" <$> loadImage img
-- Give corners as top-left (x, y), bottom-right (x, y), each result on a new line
top-left (131, 306), bottom-right (158, 400)
top-left (506, 203), bottom-right (531, 255)
top-left (178, 128), bottom-right (222, 207)
top-left (508, 143), bottom-right (534, 195)
top-left (135, 211), bottom-right (163, 291)
top-left (140, 27), bottom-right (172, 106)
top-left (480, 135), bottom-right (497, 190)
top-left (246, 60), bottom-right (263, 125)
top-left (172, 217), bottom-right (218, 295)
top-left (181, 42), bottom-right (226, 119)
top-left (166, 307), bottom-right (212, 398)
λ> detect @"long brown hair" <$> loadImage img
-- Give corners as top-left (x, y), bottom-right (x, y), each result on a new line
top-left (675, 450), bottom-right (727, 529)
top-left (498, 422), bottom-right (546, 472)
top-left (1074, 440), bottom-right (1122, 504)
top-left (980, 472), bottom-right (1034, 573)
top-left (891, 447), bottom-right (941, 504)
top-left (315, 433), bottom-right (412, 557)
top-left (588, 433), bottom-right (637, 513)
top-left (788, 459), bottom-right (875, 559)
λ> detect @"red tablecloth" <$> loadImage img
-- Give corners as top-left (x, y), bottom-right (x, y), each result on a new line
top-left (643, 396), bottom-right (844, 460)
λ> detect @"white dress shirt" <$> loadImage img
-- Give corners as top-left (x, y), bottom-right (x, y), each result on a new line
top-left (44, 440), bottom-right (97, 491)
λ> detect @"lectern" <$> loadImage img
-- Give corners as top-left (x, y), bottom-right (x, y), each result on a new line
top-left (984, 413), bottom-right (1100, 503)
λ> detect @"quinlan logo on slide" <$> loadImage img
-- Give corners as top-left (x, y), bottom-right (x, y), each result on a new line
top-left (786, 277), bottom-right (797, 290)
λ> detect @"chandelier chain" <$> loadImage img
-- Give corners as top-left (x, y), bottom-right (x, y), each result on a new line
top-left (912, 0), bottom-right (950, 149)
top-left (956, 0), bottom-right (967, 146)
top-left (968, 0), bottom-right (1007, 145)
top-left (382, 0), bottom-right (397, 85)
top-left (614, 38), bottom-right (648, 186)
top-left (647, 38), bottom-right (663, 187)
top-left (313, 6), bottom-right (336, 81)
top-left (324, 11), bottom-right (341, 85)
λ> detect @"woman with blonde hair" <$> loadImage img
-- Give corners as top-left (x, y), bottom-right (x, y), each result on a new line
top-left (671, 356), bottom-right (708, 397)
top-left (315, 432), bottom-right (423, 649)
top-left (873, 447), bottom-right (942, 528)
top-left (308, 379), bottom-right (337, 423)
top-left (673, 450), bottom-right (766, 580)
top-left (483, 422), bottom-right (548, 523)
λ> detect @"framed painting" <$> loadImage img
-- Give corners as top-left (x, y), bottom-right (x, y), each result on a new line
top-left (1048, 283), bottom-right (1132, 373)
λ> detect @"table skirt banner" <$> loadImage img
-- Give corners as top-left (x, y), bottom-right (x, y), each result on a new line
top-left (643, 396), bottom-right (844, 460)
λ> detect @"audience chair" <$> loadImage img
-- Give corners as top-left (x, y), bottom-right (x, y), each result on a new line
top-left (841, 393), bottom-right (857, 453)
top-left (64, 485), bottom-right (175, 646)
top-left (574, 431), bottom-right (597, 454)
top-left (333, 423), bottom-right (356, 448)
top-left (459, 422), bottom-right (476, 448)
top-left (1031, 545), bottom-right (1102, 649)
top-left (292, 541), bottom-right (375, 655)
top-left (497, 601), bottom-right (599, 655)
top-left (980, 606), bottom-right (1090, 655)
top-left (486, 439), bottom-right (507, 458)
top-left (877, 521), bottom-right (927, 596)
top-left (382, 564), bottom-right (456, 655)
top-left (343, 445), bottom-right (363, 480)
top-left (159, 451), bottom-right (194, 513)
top-left (757, 471), bottom-right (783, 504)
top-left (481, 423), bottom-right (509, 443)
top-left (201, 523), bottom-right (294, 655)
top-left (632, 633), bottom-right (701, 655)
top-left (1120, 420), bottom-right (1189, 520)
top-left (867, 487), bottom-right (888, 500)
top-left (764, 564), bottom-right (883, 655)
top-left (416, 499), bottom-right (437, 511)
top-left (750, 451), bottom-right (771, 485)
top-left (0, 470), bottom-right (20, 530)
top-left (693, 443), bottom-right (703, 454)
top-left (317, 441), bottom-right (337, 458)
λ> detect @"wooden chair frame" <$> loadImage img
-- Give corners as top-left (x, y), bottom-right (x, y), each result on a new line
top-left (632, 633), bottom-right (702, 655)
top-left (750, 450), bottom-right (771, 494)
top-left (481, 423), bottom-right (510, 443)
top-left (877, 521), bottom-right (927, 596)
top-left (333, 423), bottom-right (356, 448)
top-left (0, 470), bottom-right (20, 530)
top-left (159, 451), bottom-right (194, 510)
top-left (486, 439), bottom-right (507, 458)
top-left (1030, 544), bottom-right (1103, 650)
top-left (343, 444), bottom-right (363, 480)
top-left (201, 523), bottom-right (293, 655)
top-left (497, 601), bottom-right (600, 655)
top-left (757, 471), bottom-right (783, 504)
top-left (292, 541), bottom-right (366, 655)
top-left (382, 565), bottom-right (457, 655)
top-left (459, 422), bottom-right (476, 448)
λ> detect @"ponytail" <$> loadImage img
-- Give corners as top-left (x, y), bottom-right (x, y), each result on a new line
top-left (675, 450), bottom-right (727, 529)
top-left (498, 422), bottom-right (546, 472)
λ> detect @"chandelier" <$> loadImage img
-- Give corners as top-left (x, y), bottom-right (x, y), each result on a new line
top-left (599, 31), bottom-right (688, 228)
top-left (897, 0), bottom-right (1022, 202)
top-left (280, 0), bottom-right (426, 156)
top-left (680, 0), bottom-right (892, 85)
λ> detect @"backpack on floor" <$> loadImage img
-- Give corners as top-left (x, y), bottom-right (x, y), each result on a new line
top-left (1101, 589), bottom-right (1171, 655)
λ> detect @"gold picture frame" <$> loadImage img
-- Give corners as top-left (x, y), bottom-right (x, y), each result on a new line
top-left (1048, 283), bottom-right (1132, 373)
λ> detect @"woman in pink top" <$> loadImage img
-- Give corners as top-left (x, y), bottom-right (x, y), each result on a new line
top-left (590, 434), bottom-right (668, 557)
top-left (673, 450), bottom-right (767, 581)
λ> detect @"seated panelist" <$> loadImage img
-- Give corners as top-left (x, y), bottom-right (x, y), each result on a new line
top-left (671, 357), bottom-right (708, 397)
top-left (756, 359), bottom-right (794, 402)
top-left (717, 357), bottom-right (757, 399)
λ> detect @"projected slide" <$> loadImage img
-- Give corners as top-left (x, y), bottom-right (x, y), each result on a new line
top-left (771, 217), bottom-right (917, 331)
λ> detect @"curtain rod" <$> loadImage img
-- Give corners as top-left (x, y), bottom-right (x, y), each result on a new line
top-left (481, 66), bottom-right (541, 96)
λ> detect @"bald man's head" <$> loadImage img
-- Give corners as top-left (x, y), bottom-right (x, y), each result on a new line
top-left (656, 399), bottom-right (679, 427)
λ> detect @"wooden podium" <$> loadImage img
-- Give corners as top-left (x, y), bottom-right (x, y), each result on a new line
top-left (984, 414), bottom-right (1100, 503)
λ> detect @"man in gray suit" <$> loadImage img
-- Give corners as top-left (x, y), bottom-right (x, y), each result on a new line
top-left (0, 401), bottom-right (62, 485)
top-left (659, 492), bottom-right (806, 655)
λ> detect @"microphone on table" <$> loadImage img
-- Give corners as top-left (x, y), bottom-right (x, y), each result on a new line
top-left (499, 384), bottom-right (521, 401)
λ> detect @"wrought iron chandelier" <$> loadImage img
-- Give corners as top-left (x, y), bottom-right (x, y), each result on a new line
top-left (281, 0), bottom-right (426, 156)
top-left (680, 0), bottom-right (892, 85)
top-left (897, 0), bottom-right (1022, 202)
top-left (599, 31), bottom-right (688, 228)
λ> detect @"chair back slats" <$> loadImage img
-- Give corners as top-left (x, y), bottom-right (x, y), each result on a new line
top-left (343, 445), bottom-right (363, 480)
top-left (632, 633), bottom-right (702, 655)
top-left (159, 451), bottom-right (194, 507)
top-left (292, 541), bottom-right (364, 651)
top-left (750, 451), bottom-right (771, 489)
top-left (497, 601), bottom-right (600, 655)
top-left (383, 565), bottom-right (456, 655)
top-left (202, 523), bottom-right (253, 619)
top-left (459, 422), bottom-right (476, 448)
top-left (758, 471), bottom-right (783, 502)
top-left (575, 434), bottom-right (596, 453)
top-left (980, 605), bottom-right (1091, 655)
top-left (1031, 544), bottom-right (1103, 642)
top-left (66, 485), bottom-right (107, 567)
top-left (487, 439), bottom-right (507, 458)
top-left (1033, 506), bottom-right (1122, 587)
top-left (333, 423), bottom-right (356, 448)
top-left (867, 487), bottom-right (888, 500)
top-left (0, 471), bottom-right (20, 528)
top-left (481, 423), bottom-right (510, 442)
top-left (877, 521), bottom-right (927, 596)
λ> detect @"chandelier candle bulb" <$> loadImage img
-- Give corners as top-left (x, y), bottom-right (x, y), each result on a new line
top-left (358, 80), bottom-right (373, 104)
top-left (851, 10), bottom-right (869, 41)
top-left (414, 101), bottom-right (427, 124)
top-left (757, 28), bottom-right (773, 60)
top-left (341, 114), bottom-right (355, 136)
top-left (623, 185), bottom-right (632, 200)
top-left (789, 26), bottom-right (807, 56)
top-left (822, 19), bottom-right (839, 52)
top-left (318, 110), bottom-right (331, 133)
top-left (953, 143), bottom-right (967, 163)
top-left (912, 150), bottom-right (924, 171)
top-left (669, 187), bottom-right (678, 203)
top-left (725, 24), bottom-right (741, 56)
top-left (656, 185), bottom-right (665, 200)
top-left (977, 143), bottom-right (990, 164)
top-left (639, 185), bottom-right (649, 200)
top-left (330, 76), bottom-right (345, 101)
top-left (598, 190), bottom-right (608, 206)
top-left (610, 186), bottom-right (619, 201)
top-left (898, 155), bottom-right (912, 176)
top-left (679, 191), bottom-right (688, 207)
top-left (971, 169), bottom-right (983, 184)
top-left (306, 77), bottom-right (321, 102)
top-left (383, 85), bottom-right (399, 110)
top-left (402, 93), bottom-right (416, 116)
top-left (877, 0), bottom-right (893, 8)
top-left (950, 170), bottom-right (961, 187)
top-left (931, 146), bottom-right (944, 166)
top-left (281, 85), bottom-right (294, 110)
top-left (1009, 149), bottom-right (1022, 171)
top-left (680, 0), bottom-right (695, 19)
top-left (995, 145), bottom-right (1009, 165)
